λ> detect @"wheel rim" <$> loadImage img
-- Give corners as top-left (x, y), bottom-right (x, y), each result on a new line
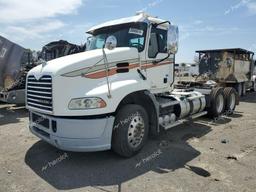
top-left (128, 114), bottom-right (145, 148)
top-left (216, 94), bottom-right (224, 114)
top-left (229, 93), bottom-right (236, 111)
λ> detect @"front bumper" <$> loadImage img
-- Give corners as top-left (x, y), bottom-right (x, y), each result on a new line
top-left (29, 111), bottom-right (115, 152)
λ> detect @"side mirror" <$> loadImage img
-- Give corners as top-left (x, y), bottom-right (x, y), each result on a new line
top-left (167, 25), bottom-right (179, 54)
top-left (105, 35), bottom-right (117, 50)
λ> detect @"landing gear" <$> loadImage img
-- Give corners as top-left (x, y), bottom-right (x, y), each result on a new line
top-left (235, 82), bottom-right (246, 97)
top-left (252, 80), bottom-right (256, 92)
top-left (235, 83), bottom-right (242, 97)
top-left (242, 83), bottom-right (246, 96)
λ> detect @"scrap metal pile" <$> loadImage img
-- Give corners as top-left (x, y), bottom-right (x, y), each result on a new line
top-left (41, 40), bottom-right (86, 61)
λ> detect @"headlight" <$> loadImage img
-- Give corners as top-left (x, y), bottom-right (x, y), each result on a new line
top-left (68, 97), bottom-right (106, 110)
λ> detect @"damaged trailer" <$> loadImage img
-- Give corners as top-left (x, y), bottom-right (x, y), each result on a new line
top-left (177, 48), bottom-right (256, 97)
top-left (196, 48), bottom-right (256, 96)
top-left (0, 35), bottom-right (37, 104)
top-left (0, 36), bottom-right (86, 105)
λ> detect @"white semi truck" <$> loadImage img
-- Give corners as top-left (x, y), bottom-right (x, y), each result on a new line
top-left (26, 13), bottom-right (238, 157)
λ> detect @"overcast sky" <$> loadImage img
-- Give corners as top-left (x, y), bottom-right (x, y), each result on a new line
top-left (0, 0), bottom-right (255, 63)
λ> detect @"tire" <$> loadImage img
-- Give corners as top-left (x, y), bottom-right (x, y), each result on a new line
top-left (112, 104), bottom-right (149, 157)
top-left (207, 87), bottom-right (225, 118)
top-left (235, 83), bottom-right (242, 97)
top-left (223, 87), bottom-right (237, 115)
top-left (241, 82), bottom-right (246, 96)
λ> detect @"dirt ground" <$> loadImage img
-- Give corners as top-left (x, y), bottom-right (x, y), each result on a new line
top-left (0, 92), bottom-right (256, 192)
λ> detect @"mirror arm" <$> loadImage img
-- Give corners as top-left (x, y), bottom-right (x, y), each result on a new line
top-left (152, 21), bottom-right (171, 28)
top-left (153, 52), bottom-right (172, 64)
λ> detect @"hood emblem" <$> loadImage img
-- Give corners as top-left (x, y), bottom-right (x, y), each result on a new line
top-left (34, 74), bottom-right (42, 80)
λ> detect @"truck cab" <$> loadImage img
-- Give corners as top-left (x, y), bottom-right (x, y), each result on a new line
top-left (27, 13), bottom-right (228, 157)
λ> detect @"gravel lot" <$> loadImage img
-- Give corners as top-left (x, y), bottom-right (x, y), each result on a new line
top-left (0, 92), bottom-right (256, 192)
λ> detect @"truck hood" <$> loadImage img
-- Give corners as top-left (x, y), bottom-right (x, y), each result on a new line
top-left (28, 47), bottom-right (139, 76)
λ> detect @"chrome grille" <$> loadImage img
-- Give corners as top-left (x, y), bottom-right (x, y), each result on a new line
top-left (27, 75), bottom-right (52, 112)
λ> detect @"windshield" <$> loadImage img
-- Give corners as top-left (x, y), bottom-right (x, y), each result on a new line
top-left (87, 22), bottom-right (147, 52)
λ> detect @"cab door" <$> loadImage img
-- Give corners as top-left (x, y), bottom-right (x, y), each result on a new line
top-left (145, 25), bottom-right (174, 93)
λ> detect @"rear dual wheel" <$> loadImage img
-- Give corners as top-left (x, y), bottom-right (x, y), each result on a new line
top-left (223, 87), bottom-right (237, 114)
top-left (207, 87), bottom-right (237, 118)
top-left (207, 87), bottom-right (225, 118)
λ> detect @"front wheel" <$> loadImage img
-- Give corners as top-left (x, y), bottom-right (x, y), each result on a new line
top-left (112, 104), bottom-right (149, 157)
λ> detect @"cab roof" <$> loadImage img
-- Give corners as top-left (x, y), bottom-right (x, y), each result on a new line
top-left (87, 12), bottom-right (170, 34)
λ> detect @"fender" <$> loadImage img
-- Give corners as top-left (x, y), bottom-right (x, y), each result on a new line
top-left (114, 89), bottom-right (160, 137)
top-left (86, 76), bottom-right (152, 114)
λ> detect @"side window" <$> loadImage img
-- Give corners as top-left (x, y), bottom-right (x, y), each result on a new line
top-left (152, 27), bottom-right (167, 53)
top-left (148, 27), bottom-right (167, 58)
top-left (95, 35), bottom-right (105, 49)
top-left (88, 34), bottom-right (106, 50)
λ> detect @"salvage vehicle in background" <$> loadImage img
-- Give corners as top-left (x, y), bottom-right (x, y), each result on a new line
top-left (0, 36), bottom-right (85, 105)
top-left (41, 40), bottom-right (86, 61)
top-left (0, 35), bottom-right (37, 104)
top-left (194, 49), bottom-right (256, 96)
top-left (26, 12), bottom-right (240, 157)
